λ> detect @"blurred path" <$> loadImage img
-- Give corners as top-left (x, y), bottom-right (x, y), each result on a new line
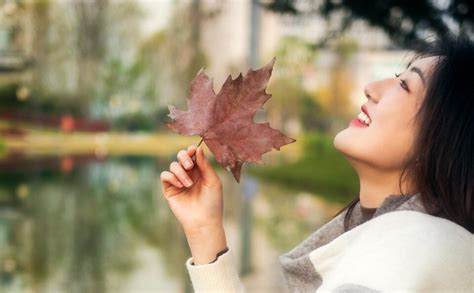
top-left (2, 133), bottom-right (197, 157)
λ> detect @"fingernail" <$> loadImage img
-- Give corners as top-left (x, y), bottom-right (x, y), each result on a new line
top-left (185, 179), bottom-right (193, 187)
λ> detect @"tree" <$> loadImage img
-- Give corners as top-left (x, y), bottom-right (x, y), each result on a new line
top-left (262, 0), bottom-right (474, 48)
top-left (73, 0), bottom-right (107, 115)
top-left (138, 1), bottom-right (208, 107)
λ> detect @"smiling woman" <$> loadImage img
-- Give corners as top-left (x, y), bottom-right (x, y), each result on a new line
top-left (333, 35), bottom-right (474, 233)
top-left (334, 57), bottom-right (437, 193)
top-left (160, 35), bottom-right (473, 292)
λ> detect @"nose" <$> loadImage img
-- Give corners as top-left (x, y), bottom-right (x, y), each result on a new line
top-left (364, 83), bottom-right (375, 103)
top-left (364, 86), bottom-right (373, 102)
top-left (363, 80), bottom-right (384, 103)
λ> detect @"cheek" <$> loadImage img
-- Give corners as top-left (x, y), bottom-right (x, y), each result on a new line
top-left (366, 100), bottom-right (419, 164)
top-left (334, 98), bottom-right (419, 168)
top-left (376, 98), bottom-right (418, 136)
top-left (369, 127), bottom-right (416, 166)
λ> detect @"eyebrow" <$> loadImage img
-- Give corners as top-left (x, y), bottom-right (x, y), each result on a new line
top-left (405, 61), bottom-right (426, 85)
top-left (410, 67), bottom-right (426, 85)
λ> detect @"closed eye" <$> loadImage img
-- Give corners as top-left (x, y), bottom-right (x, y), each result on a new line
top-left (394, 72), bottom-right (410, 93)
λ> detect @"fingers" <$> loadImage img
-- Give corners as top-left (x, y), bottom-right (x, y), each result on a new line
top-left (170, 161), bottom-right (193, 187)
top-left (160, 170), bottom-right (184, 189)
top-left (187, 144), bottom-right (197, 156)
top-left (165, 144), bottom-right (219, 189)
top-left (195, 146), bottom-right (219, 182)
top-left (177, 149), bottom-right (194, 170)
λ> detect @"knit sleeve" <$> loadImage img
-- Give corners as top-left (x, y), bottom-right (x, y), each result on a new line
top-left (185, 248), bottom-right (246, 292)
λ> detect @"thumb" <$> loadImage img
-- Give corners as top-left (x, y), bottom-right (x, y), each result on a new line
top-left (195, 146), bottom-right (218, 182)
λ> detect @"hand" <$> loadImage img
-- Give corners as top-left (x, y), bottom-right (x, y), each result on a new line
top-left (160, 145), bottom-right (227, 264)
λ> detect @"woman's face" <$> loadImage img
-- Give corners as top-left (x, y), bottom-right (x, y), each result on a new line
top-left (333, 56), bottom-right (438, 170)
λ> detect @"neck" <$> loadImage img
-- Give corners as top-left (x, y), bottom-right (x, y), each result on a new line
top-left (348, 159), bottom-right (415, 209)
top-left (358, 172), bottom-right (403, 208)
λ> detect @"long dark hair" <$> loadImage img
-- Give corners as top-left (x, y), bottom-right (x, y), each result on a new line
top-left (333, 35), bottom-right (474, 233)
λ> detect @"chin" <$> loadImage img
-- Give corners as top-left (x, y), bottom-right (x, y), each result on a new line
top-left (333, 127), bottom-right (364, 162)
top-left (333, 130), bottom-right (363, 169)
top-left (333, 127), bottom-right (351, 154)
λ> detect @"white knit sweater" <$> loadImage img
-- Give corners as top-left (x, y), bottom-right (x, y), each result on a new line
top-left (186, 209), bottom-right (473, 292)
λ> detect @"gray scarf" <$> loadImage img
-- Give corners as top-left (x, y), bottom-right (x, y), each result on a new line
top-left (279, 193), bottom-right (427, 292)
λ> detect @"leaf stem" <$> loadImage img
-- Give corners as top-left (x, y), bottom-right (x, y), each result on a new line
top-left (191, 138), bottom-right (204, 162)
top-left (197, 138), bottom-right (204, 147)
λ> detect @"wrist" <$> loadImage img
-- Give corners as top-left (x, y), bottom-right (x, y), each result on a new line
top-left (185, 224), bottom-right (227, 265)
top-left (192, 246), bottom-right (229, 265)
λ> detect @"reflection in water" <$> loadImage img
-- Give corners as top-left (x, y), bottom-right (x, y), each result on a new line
top-left (0, 155), bottom-right (191, 292)
top-left (0, 153), bottom-right (340, 292)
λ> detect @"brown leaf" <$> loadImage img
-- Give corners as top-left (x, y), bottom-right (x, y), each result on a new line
top-left (166, 58), bottom-right (296, 182)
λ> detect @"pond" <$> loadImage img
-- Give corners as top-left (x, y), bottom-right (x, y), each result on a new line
top-left (0, 152), bottom-right (342, 293)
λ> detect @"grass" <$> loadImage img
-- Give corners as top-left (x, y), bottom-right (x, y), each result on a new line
top-left (0, 138), bottom-right (5, 155)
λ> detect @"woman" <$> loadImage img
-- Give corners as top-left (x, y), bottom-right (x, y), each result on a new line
top-left (160, 35), bottom-right (473, 292)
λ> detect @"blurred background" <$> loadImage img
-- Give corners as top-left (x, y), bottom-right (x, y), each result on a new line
top-left (0, 0), bottom-right (472, 292)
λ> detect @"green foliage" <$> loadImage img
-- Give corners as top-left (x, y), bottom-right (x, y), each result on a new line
top-left (335, 37), bottom-right (359, 60)
top-left (0, 84), bottom-right (19, 107)
top-left (300, 95), bottom-right (332, 132)
top-left (0, 83), bottom-right (83, 116)
top-left (111, 113), bottom-right (156, 132)
top-left (139, 4), bottom-right (209, 104)
top-left (264, 0), bottom-right (474, 49)
top-left (94, 57), bottom-right (158, 130)
top-left (250, 132), bottom-right (358, 203)
top-left (268, 74), bottom-right (332, 132)
top-left (274, 36), bottom-right (317, 72)
top-left (263, 0), bottom-right (298, 14)
top-left (0, 139), bottom-right (5, 157)
top-left (0, 81), bottom-right (158, 131)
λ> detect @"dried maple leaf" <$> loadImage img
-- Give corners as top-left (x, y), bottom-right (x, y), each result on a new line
top-left (166, 58), bottom-right (296, 182)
